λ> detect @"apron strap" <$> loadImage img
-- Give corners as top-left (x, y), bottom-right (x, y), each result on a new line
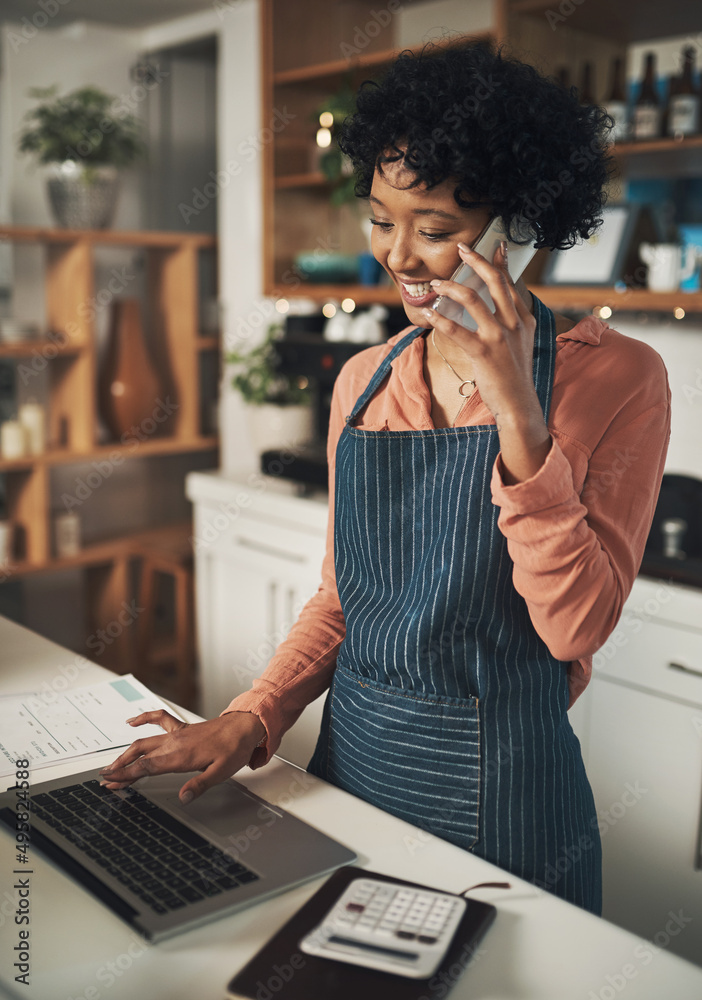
top-left (530, 293), bottom-right (557, 425)
top-left (345, 326), bottom-right (426, 425)
top-left (346, 296), bottom-right (557, 426)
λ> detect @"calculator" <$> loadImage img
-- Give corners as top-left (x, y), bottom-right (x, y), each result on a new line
top-left (299, 877), bottom-right (467, 979)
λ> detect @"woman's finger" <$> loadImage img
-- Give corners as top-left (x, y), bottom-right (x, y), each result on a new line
top-left (454, 241), bottom-right (521, 329)
top-left (125, 708), bottom-right (187, 733)
top-left (99, 734), bottom-right (168, 777)
top-left (495, 242), bottom-right (536, 326)
top-left (426, 275), bottom-right (500, 342)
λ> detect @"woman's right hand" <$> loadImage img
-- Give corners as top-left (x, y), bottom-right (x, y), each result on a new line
top-left (98, 709), bottom-right (266, 804)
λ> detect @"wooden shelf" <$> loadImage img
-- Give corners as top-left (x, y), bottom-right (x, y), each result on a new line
top-left (1, 521), bottom-right (195, 579)
top-left (0, 224), bottom-right (216, 248)
top-left (531, 286), bottom-right (702, 313)
top-left (0, 338), bottom-right (83, 358)
top-left (196, 335), bottom-right (220, 351)
top-left (0, 220), bottom-right (219, 649)
top-left (508, 0), bottom-right (701, 43)
top-left (264, 1), bottom-right (702, 317)
top-left (0, 436), bottom-right (218, 473)
top-left (270, 282), bottom-right (401, 305)
top-left (613, 136), bottom-right (702, 157)
top-left (270, 280), bottom-right (702, 315)
top-left (272, 32), bottom-right (492, 86)
top-left (276, 172), bottom-right (327, 190)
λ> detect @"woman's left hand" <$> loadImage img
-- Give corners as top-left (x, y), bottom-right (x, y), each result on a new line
top-left (424, 241), bottom-right (552, 484)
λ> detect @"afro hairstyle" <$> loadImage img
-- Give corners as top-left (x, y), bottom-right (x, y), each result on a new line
top-left (337, 40), bottom-right (616, 250)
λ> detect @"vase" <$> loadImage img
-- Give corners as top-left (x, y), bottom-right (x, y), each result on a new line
top-left (47, 161), bottom-right (120, 229)
top-left (246, 403), bottom-right (314, 454)
top-left (99, 299), bottom-right (166, 441)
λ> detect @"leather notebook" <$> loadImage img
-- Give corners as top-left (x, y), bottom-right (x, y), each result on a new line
top-left (225, 865), bottom-right (497, 1000)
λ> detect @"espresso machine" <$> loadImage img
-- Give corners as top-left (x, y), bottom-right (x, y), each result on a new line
top-left (642, 473), bottom-right (702, 588)
top-left (260, 308), bottom-right (408, 489)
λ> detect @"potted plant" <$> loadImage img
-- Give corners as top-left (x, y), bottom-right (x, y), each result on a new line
top-left (313, 81), bottom-right (358, 207)
top-left (310, 83), bottom-right (383, 286)
top-left (225, 324), bottom-right (314, 453)
top-left (18, 85), bottom-right (144, 229)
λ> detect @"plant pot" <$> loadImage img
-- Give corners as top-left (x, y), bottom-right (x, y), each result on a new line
top-left (46, 161), bottom-right (120, 229)
top-left (246, 403), bottom-right (314, 454)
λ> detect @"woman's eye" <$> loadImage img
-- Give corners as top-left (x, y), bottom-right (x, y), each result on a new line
top-left (369, 219), bottom-right (451, 242)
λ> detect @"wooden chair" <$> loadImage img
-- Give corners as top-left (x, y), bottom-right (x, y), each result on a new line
top-left (125, 522), bottom-right (198, 711)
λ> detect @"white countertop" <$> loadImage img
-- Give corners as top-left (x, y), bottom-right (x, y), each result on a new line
top-left (1, 614), bottom-right (701, 1000)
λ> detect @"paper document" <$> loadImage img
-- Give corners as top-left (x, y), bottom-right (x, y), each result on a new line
top-left (0, 675), bottom-right (185, 780)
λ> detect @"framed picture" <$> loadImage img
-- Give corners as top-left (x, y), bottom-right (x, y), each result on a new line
top-left (541, 204), bottom-right (638, 285)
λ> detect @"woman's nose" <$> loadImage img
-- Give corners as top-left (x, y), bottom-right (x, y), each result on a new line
top-left (386, 232), bottom-right (420, 273)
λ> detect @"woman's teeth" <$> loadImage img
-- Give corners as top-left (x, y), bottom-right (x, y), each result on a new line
top-left (403, 282), bottom-right (433, 297)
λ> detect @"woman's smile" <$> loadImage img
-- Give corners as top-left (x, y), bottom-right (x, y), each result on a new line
top-left (369, 160), bottom-right (493, 326)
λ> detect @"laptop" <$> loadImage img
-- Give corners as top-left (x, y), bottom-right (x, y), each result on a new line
top-left (0, 765), bottom-right (357, 942)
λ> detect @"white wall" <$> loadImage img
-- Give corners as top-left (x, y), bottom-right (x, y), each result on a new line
top-left (139, 2), bottom-right (263, 477)
top-left (1, 20), bottom-right (144, 230)
top-left (612, 316), bottom-right (702, 480)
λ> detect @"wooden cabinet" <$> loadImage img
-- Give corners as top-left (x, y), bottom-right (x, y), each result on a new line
top-left (260, 0), bottom-right (702, 316)
top-left (0, 225), bottom-right (218, 573)
top-left (0, 225), bottom-right (219, 675)
top-left (570, 576), bottom-right (702, 967)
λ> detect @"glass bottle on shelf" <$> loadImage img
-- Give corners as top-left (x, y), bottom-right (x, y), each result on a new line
top-left (578, 62), bottom-right (596, 106)
top-left (633, 52), bottom-right (661, 140)
top-left (604, 56), bottom-right (629, 143)
top-left (555, 66), bottom-right (571, 92)
top-left (668, 46), bottom-right (700, 138)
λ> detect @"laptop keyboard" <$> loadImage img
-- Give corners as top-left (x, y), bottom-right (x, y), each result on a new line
top-left (30, 780), bottom-right (259, 915)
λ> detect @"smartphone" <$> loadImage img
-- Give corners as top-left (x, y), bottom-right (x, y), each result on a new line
top-left (432, 216), bottom-right (537, 331)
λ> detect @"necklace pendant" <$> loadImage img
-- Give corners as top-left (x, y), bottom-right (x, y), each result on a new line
top-left (458, 379), bottom-right (476, 397)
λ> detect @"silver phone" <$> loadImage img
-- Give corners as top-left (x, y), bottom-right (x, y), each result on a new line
top-left (432, 216), bottom-right (537, 331)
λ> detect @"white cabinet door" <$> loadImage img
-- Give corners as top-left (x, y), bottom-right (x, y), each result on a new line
top-left (587, 677), bottom-right (702, 966)
top-left (193, 494), bottom-right (329, 767)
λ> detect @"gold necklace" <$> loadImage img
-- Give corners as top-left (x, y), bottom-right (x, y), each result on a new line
top-left (431, 329), bottom-right (476, 396)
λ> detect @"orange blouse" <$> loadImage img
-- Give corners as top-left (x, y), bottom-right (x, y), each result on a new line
top-left (223, 313), bottom-right (671, 769)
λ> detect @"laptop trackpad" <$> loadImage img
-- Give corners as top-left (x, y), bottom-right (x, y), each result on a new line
top-left (146, 775), bottom-right (281, 841)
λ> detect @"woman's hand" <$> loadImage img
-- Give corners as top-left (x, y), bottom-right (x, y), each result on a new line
top-left (98, 710), bottom-right (266, 804)
top-left (425, 241), bottom-right (551, 484)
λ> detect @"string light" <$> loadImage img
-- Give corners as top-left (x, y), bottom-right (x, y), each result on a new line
top-left (319, 111), bottom-right (334, 128)
top-left (316, 127), bottom-right (332, 148)
top-left (275, 299), bottom-right (289, 313)
top-left (674, 307), bottom-right (685, 319)
top-left (595, 305), bottom-right (612, 319)
top-left (322, 302), bottom-right (337, 318)
top-left (341, 298), bottom-right (356, 313)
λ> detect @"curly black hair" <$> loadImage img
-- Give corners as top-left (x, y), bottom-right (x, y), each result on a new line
top-left (338, 40), bottom-right (615, 251)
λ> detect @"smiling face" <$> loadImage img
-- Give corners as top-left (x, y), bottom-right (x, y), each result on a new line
top-left (369, 160), bottom-right (493, 328)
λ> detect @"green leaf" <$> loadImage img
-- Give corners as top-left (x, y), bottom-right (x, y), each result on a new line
top-left (18, 84), bottom-right (144, 167)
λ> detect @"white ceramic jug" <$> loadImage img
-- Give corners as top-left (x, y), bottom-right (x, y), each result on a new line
top-left (639, 243), bottom-right (699, 292)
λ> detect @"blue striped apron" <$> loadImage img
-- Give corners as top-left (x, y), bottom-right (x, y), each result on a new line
top-left (308, 294), bottom-right (602, 914)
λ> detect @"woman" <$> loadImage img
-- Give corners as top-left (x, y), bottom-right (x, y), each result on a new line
top-left (101, 42), bottom-right (670, 915)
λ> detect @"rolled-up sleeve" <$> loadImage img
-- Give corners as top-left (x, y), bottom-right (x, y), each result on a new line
top-left (491, 382), bottom-right (670, 703)
top-left (219, 378), bottom-right (349, 767)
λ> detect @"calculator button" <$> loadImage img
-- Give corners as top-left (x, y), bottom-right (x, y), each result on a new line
top-left (346, 903), bottom-right (365, 912)
top-left (418, 934), bottom-right (439, 945)
top-left (374, 925), bottom-right (394, 937)
top-left (396, 930), bottom-right (417, 940)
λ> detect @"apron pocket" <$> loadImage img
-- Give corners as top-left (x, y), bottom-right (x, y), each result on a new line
top-left (321, 664), bottom-right (481, 850)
